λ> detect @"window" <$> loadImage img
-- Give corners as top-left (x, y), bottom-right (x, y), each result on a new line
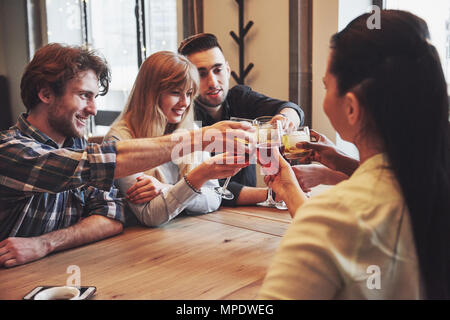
top-left (385, 0), bottom-right (450, 96)
top-left (45, 0), bottom-right (178, 135)
top-left (45, 0), bottom-right (83, 45)
top-left (88, 0), bottom-right (139, 114)
top-left (336, 0), bottom-right (373, 160)
top-left (145, 0), bottom-right (178, 54)
top-left (336, 1), bottom-right (450, 158)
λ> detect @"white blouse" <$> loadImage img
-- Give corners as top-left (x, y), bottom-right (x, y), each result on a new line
top-left (259, 153), bottom-right (424, 299)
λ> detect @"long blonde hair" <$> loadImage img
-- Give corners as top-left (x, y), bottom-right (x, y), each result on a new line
top-left (116, 51), bottom-right (200, 180)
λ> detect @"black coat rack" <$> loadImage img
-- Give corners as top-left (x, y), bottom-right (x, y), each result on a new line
top-left (230, 0), bottom-right (254, 85)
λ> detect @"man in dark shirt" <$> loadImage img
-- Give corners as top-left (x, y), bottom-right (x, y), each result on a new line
top-left (179, 33), bottom-right (305, 206)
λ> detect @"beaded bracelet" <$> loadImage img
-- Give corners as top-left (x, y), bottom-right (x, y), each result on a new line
top-left (183, 175), bottom-right (202, 194)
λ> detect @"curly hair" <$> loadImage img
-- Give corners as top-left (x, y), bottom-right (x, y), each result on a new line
top-left (20, 43), bottom-right (111, 112)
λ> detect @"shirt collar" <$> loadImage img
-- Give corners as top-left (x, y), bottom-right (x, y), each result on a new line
top-left (352, 153), bottom-right (390, 178)
top-left (15, 113), bottom-right (76, 148)
top-left (194, 96), bottom-right (231, 125)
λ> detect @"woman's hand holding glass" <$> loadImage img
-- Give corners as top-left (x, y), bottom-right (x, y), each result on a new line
top-left (291, 163), bottom-right (349, 192)
top-left (263, 149), bottom-right (307, 218)
top-left (127, 153), bottom-right (248, 203)
top-left (295, 129), bottom-right (359, 177)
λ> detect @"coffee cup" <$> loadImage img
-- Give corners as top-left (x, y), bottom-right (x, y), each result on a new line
top-left (34, 286), bottom-right (80, 300)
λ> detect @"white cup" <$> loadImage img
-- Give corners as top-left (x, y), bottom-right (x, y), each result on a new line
top-left (34, 286), bottom-right (80, 300)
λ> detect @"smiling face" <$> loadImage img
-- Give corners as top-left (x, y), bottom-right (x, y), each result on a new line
top-left (47, 70), bottom-right (98, 142)
top-left (159, 86), bottom-right (194, 124)
top-left (186, 47), bottom-right (230, 108)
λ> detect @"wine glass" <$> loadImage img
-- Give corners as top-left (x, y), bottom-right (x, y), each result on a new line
top-left (281, 126), bottom-right (312, 197)
top-left (213, 117), bottom-right (254, 200)
top-left (254, 117), bottom-right (285, 209)
top-left (214, 175), bottom-right (235, 200)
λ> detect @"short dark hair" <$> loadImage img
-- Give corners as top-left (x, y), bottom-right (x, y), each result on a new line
top-left (20, 43), bottom-right (111, 112)
top-left (178, 33), bottom-right (223, 56)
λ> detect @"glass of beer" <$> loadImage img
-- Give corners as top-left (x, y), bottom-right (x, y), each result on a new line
top-left (281, 126), bottom-right (312, 165)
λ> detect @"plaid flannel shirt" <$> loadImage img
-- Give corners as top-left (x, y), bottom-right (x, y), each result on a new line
top-left (0, 114), bottom-right (125, 240)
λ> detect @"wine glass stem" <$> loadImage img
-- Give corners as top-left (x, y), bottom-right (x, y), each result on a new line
top-left (268, 188), bottom-right (274, 201)
top-left (222, 176), bottom-right (231, 192)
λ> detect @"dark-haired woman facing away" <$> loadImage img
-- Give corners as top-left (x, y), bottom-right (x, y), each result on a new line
top-left (259, 10), bottom-right (450, 299)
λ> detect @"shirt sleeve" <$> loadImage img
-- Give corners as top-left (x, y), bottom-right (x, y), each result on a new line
top-left (219, 180), bottom-right (244, 207)
top-left (0, 138), bottom-right (117, 195)
top-left (229, 85), bottom-right (305, 125)
top-left (83, 185), bottom-right (126, 224)
top-left (258, 192), bottom-right (359, 300)
top-left (184, 178), bottom-right (222, 215)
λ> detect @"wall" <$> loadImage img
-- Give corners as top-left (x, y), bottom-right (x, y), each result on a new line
top-left (335, 0), bottom-right (371, 158)
top-left (312, 0), bottom-right (371, 151)
top-left (203, 0), bottom-right (341, 142)
top-left (0, 0), bottom-right (29, 122)
top-left (203, 0), bottom-right (290, 101)
top-left (177, 0), bottom-right (184, 45)
top-left (311, 0), bottom-right (339, 142)
top-left (0, 1), bottom-right (6, 76)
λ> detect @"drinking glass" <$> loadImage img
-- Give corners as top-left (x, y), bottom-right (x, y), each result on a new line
top-left (254, 117), bottom-right (286, 209)
top-left (214, 175), bottom-right (235, 200)
top-left (281, 126), bottom-right (311, 165)
top-left (214, 117), bottom-right (254, 200)
top-left (281, 126), bottom-right (312, 197)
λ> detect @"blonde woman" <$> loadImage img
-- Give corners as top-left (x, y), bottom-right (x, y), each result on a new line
top-left (105, 51), bottom-right (245, 227)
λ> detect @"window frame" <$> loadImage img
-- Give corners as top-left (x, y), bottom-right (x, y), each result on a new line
top-left (289, 0), bottom-right (312, 127)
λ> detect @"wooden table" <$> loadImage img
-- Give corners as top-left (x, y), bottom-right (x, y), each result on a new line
top-left (0, 206), bottom-right (291, 300)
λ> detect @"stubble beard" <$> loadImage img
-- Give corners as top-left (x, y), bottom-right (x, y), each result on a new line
top-left (197, 90), bottom-right (227, 109)
top-left (47, 103), bottom-right (84, 139)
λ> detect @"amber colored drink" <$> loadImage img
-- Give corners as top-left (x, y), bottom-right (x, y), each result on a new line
top-left (281, 130), bottom-right (311, 164)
